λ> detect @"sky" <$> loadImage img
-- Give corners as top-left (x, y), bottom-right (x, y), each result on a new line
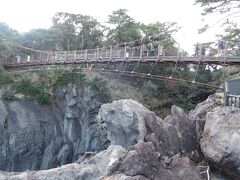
top-left (0, 0), bottom-right (236, 54)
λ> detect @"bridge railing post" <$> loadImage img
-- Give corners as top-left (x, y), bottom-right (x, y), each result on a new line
top-left (64, 51), bottom-right (67, 62)
top-left (97, 48), bottom-right (99, 61)
top-left (124, 42), bottom-right (127, 60)
top-left (32, 52), bottom-right (35, 62)
top-left (105, 49), bottom-right (108, 58)
top-left (140, 46), bottom-right (143, 60)
top-left (199, 44), bottom-right (202, 60)
top-left (47, 53), bottom-right (50, 62)
top-left (40, 53), bottom-right (42, 62)
top-left (85, 49), bottom-right (88, 61)
top-left (158, 45), bottom-right (164, 60)
top-left (110, 46), bottom-right (112, 61)
top-left (177, 46), bottom-right (180, 61)
top-left (74, 51), bottom-right (77, 62)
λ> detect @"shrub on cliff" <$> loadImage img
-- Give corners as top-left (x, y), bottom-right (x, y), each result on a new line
top-left (88, 76), bottom-right (112, 103)
top-left (51, 68), bottom-right (86, 88)
top-left (0, 68), bottom-right (13, 86)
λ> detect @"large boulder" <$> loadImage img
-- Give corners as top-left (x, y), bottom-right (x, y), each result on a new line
top-left (106, 140), bottom-right (202, 180)
top-left (200, 106), bottom-right (240, 179)
top-left (189, 93), bottom-right (223, 141)
top-left (98, 100), bottom-right (198, 157)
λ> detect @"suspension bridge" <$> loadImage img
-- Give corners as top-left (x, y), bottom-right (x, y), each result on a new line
top-left (1, 37), bottom-right (240, 90)
top-left (3, 44), bottom-right (240, 68)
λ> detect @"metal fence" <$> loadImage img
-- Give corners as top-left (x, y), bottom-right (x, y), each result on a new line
top-left (224, 79), bottom-right (240, 108)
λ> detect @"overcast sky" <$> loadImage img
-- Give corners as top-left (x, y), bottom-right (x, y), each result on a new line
top-left (0, 0), bottom-right (234, 54)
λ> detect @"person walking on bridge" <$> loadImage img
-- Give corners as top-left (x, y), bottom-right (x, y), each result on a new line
top-left (194, 43), bottom-right (199, 57)
top-left (16, 55), bottom-right (20, 63)
top-left (142, 44), bottom-right (147, 56)
top-left (201, 45), bottom-right (206, 57)
top-left (218, 40), bottom-right (225, 56)
top-left (158, 45), bottom-right (164, 56)
top-left (148, 42), bottom-right (154, 56)
top-left (27, 55), bottom-right (31, 62)
top-left (125, 44), bottom-right (130, 59)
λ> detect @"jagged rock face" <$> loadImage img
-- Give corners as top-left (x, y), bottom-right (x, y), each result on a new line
top-left (0, 142), bottom-right (203, 180)
top-left (189, 93), bottom-right (223, 141)
top-left (200, 106), bottom-right (240, 179)
top-left (0, 83), bottom-right (108, 172)
top-left (98, 100), bottom-right (198, 157)
top-left (0, 98), bottom-right (204, 179)
top-left (0, 145), bottom-right (126, 180)
top-left (106, 141), bottom-right (202, 180)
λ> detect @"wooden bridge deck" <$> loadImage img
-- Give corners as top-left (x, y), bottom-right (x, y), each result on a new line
top-left (3, 56), bottom-right (240, 69)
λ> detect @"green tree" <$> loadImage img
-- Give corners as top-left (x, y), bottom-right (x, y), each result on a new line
top-left (106, 9), bottom-right (141, 44)
top-left (140, 22), bottom-right (179, 55)
top-left (51, 12), bottom-right (104, 50)
top-left (22, 29), bottom-right (58, 51)
top-left (222, 26), bottom-right (240, 56)
top-left (0, 23), bottom-right (21, 61)
top-left (195, 0), bottom-right (240, 33)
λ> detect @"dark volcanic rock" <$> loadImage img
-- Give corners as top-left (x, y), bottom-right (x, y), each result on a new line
top-left (189, 93), bottom-right (223, 141)
top-left (98, 100), bottom-right (198, 157)
top-left (0, 83), bottom-right (108, 171)
top-left (1, 97), bottom-right (224, 179)
top-left (0, 145), bottom-right (126, 180)
top-left (200, 106), bottom-right (240, 179)
top-left (0, 142), bottom-right (203, 180)
top-left (106, 141), bottom-right (202, 180)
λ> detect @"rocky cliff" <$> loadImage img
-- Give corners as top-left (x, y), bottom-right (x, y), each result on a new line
top-left (0, 88), bottom-right (239, 179)
top-left (0, 83), bottom-right (108, 171)
top-left (0, 97), bottom-right (204, 179)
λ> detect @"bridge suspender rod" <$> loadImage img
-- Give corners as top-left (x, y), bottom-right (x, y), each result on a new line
top-left (147, 59), bottom-right (159, 76)
top-left (221, 48), bottom-right (227, 86)
top-left (93, 68), bottom-right (220, 89)
top-left (7, 65), bottom-right (221, 90)
top-left (158, 45), bottom-right (161, 60)
top-left (131, 57), bottom-right (142, 73)
top-left (169, 57), bottom-right (179, 79)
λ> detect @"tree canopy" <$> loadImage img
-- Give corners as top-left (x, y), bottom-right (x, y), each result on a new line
top-left (195, 0), bottom-right (240, 15)
top-left (51, 12), bottom-right (104, 50)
